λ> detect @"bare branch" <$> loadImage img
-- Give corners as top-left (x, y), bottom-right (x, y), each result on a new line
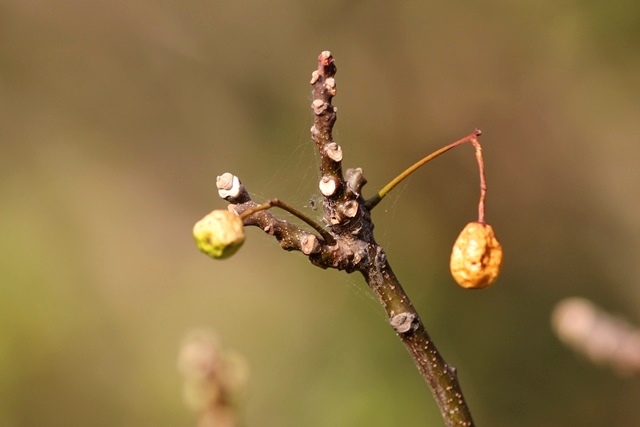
top-left (216, 174), bottom-right (325, 254)
top-left (207, 52), bottom-right (481, 426)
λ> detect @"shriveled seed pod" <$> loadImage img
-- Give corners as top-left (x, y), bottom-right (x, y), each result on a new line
top-left (450, 221), bottom-right (503, 289)
top-left (193, 210), bottom-right (245, 259)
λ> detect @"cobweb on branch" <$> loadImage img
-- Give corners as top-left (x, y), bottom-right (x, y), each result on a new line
top-left (249, 115), bottom-right (323, 222)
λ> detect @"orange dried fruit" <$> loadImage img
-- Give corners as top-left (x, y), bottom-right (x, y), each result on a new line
top-left (450, 221), bottom-right (503, 289)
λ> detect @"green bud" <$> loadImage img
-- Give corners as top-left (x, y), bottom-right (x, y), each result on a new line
top-left (193, 210), bottom-right (245, 259)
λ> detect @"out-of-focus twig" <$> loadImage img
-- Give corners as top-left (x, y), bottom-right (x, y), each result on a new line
top-left (178, 330), bottom-right (249, 427)
top-left (552, 297), bottom-right (640, 376)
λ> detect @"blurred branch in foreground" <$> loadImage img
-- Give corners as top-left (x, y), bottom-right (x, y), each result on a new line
top-left (178, 330), bottom-right (249, 427)
top-left (552, 297), bottom-right (640, 376)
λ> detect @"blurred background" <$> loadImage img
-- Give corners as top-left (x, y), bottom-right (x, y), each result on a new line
top-left (2, 0), bottom-right (640, 426)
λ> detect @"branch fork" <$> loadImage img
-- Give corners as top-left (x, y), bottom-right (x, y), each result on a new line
top-left (201, 51), bottom-right (501, 426)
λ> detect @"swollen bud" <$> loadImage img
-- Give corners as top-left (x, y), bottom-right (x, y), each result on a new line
top-left (193, 210), bottom-right (245, 259)
top-left (450, 221), bottom-right (503, 289)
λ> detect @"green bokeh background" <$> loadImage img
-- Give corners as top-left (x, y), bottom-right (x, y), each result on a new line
top-left (2, 1), bottom-right (640, 426)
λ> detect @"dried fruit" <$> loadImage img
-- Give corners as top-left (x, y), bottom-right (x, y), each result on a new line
top-left (193, 210), bottom-right (245, 259)
top-left (450, 221), bottom-right (503, 289)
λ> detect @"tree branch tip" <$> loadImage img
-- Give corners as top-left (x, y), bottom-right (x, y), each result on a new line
top-left (474, 128), bottom-right (482, 137)
top-left (217, 173), bottom-right (241, 199)
top-left (316, 51), bottom-right (336, 78)
top-left (216, 173), bottom-right (235, 190)
top-left (319, 50), bottom-right (333, 63)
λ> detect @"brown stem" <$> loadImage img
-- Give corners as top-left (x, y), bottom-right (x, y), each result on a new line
top-left (308, 53), bottom-right (475, 425)
top-left (240, 199), bottom-right (336, 245)
top-left (471, 138), bottom-right (486, 223)
top-left (365, 129), bottom-right (482, 210)
top-left (363, 246), bottom-right (474, 427)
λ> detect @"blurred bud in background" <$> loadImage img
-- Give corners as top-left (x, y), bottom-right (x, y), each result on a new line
top-left (552, 297), bottom-right (640, 376)
top-left (178, 330), bottom-right (249, 427)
